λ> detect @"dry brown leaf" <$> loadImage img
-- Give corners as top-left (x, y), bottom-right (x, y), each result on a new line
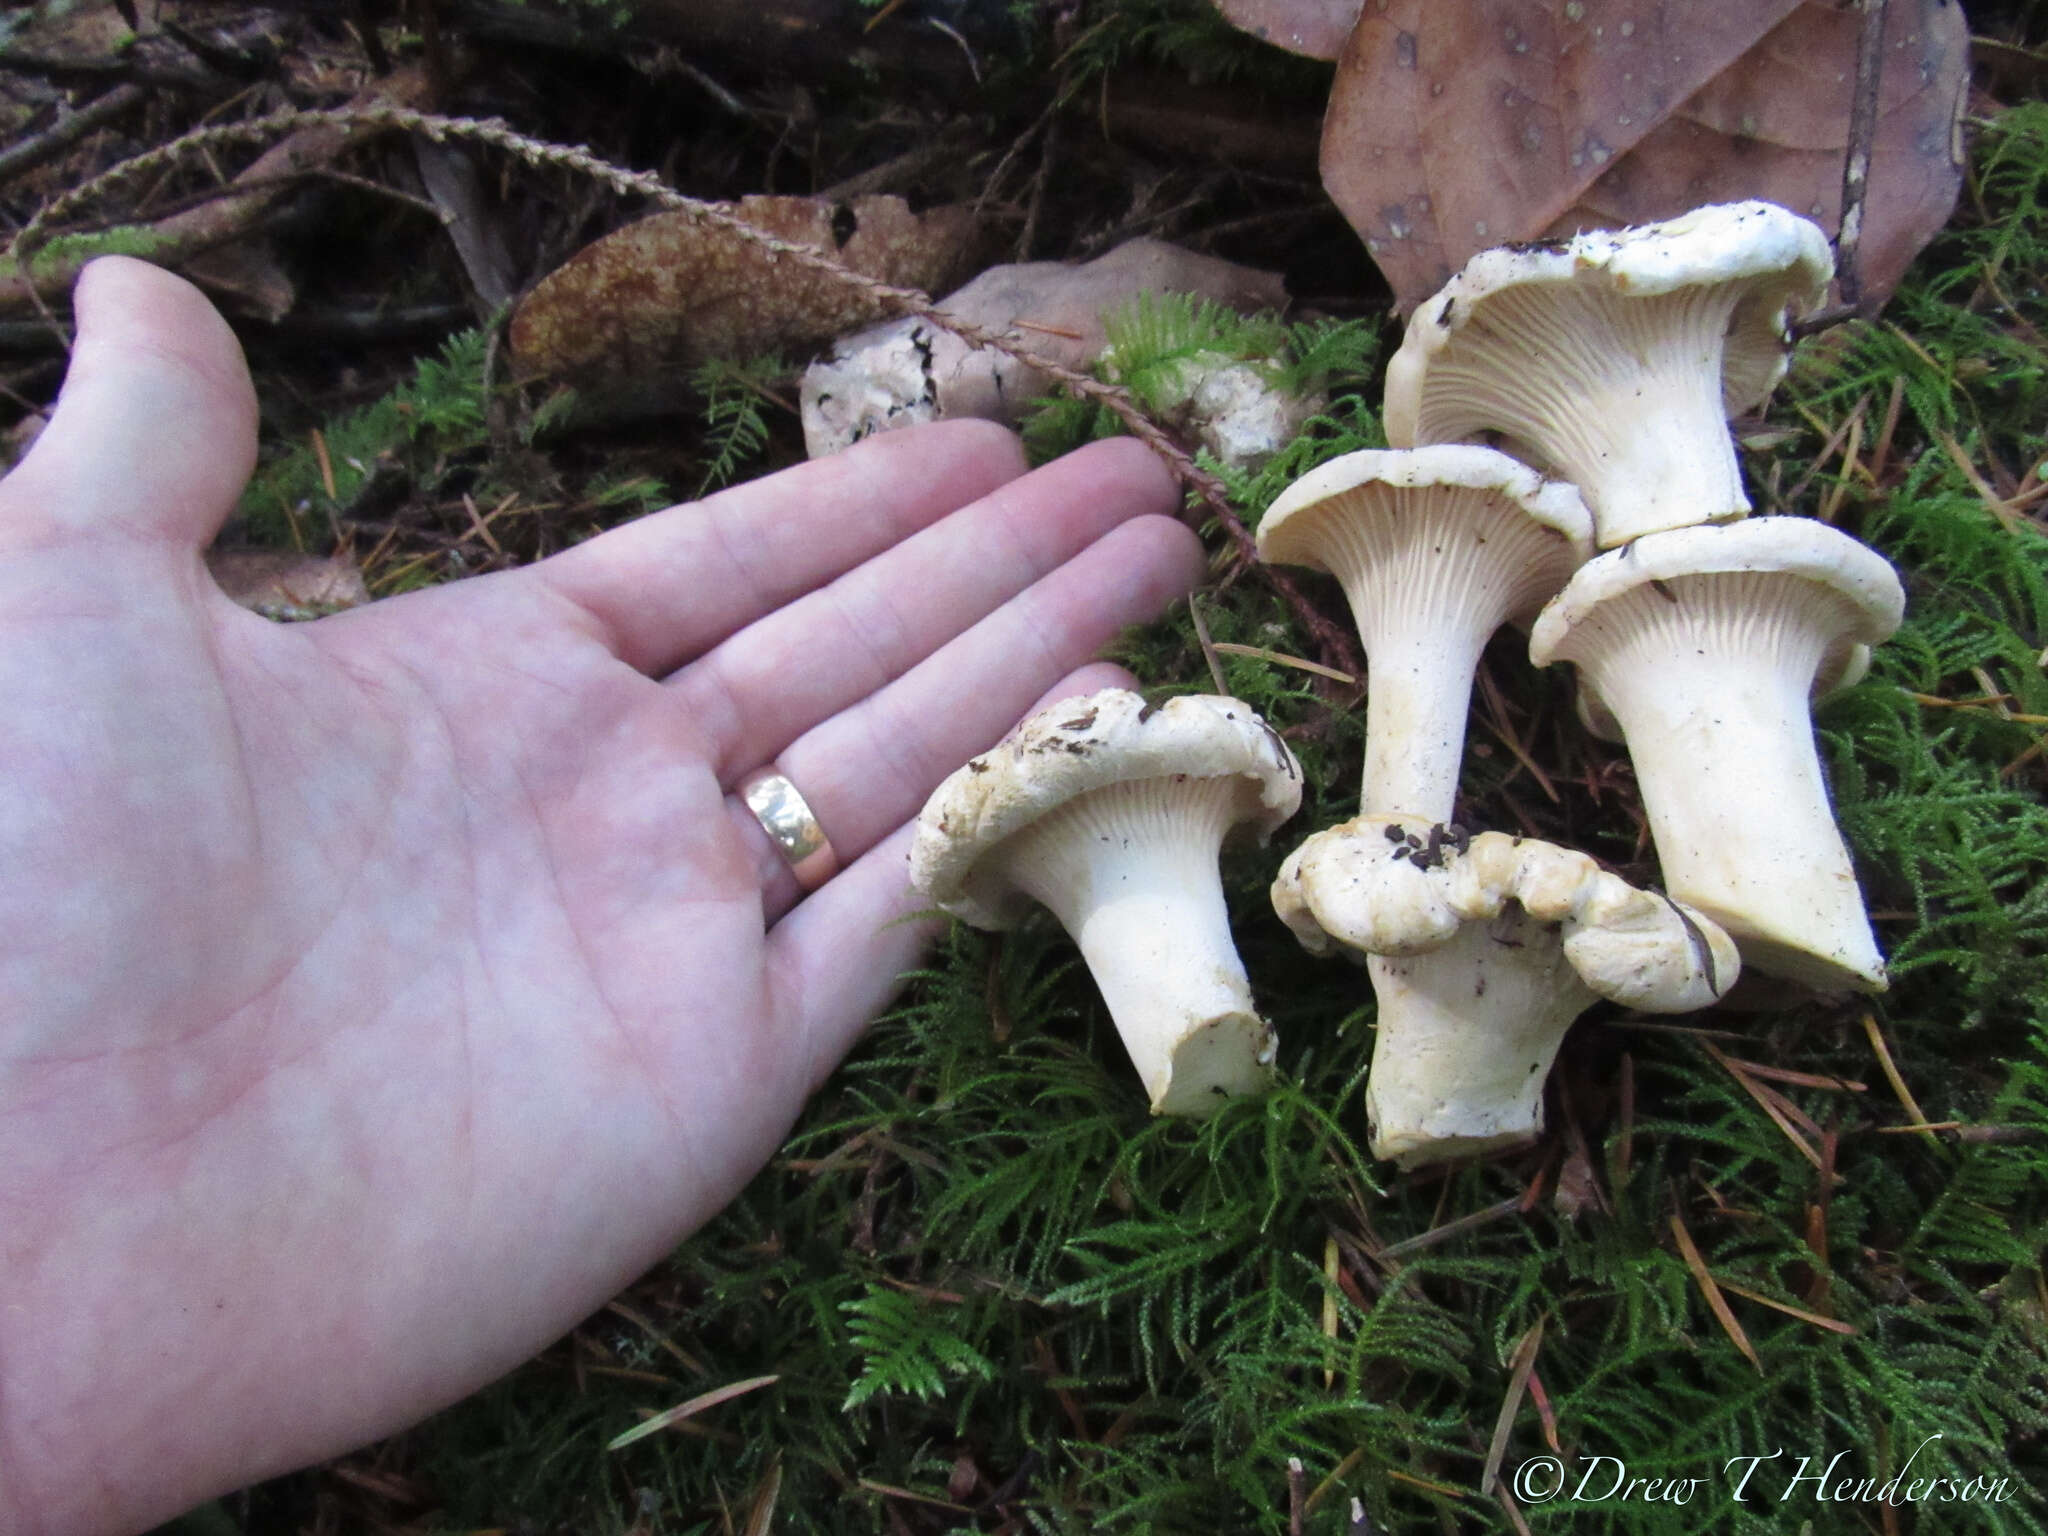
top-left (1321, 0), bottom-right (1965, 312)
top-left (507, 195), bottom-right (981, 386)
top-left (206, 551), bottom-right (369, 616)
top-left (1554, 0), bottom-right (1969, 303)
top-left (1212, 0), bottom-right (1364, 60)
top-left (1323, 0), bottom-right (1806, 305)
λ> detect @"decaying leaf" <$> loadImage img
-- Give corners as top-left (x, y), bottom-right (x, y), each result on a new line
top-left (508, 195), bottom-right (981, 386)
top-left (1556, 0), bottom-right (1970, 303)
top-left (798, 238), bottom-right (1290, 459)
top-left (206, 551), bottom-right (369, 619)
top-left (1213, 0), bottom-right (1364, 60)
top-left (1322, 0), bottom-right (1967, 312)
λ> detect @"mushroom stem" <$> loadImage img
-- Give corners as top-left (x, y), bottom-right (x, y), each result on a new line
top-left (1577, 612), bottom-right (1884, 991)
top-left (1274, 815), bottom-right (1739, 1168)
top-left (1002, 777), bottom-right (1275, 1115)
top-left (1530, 521), bottom-right (1902, 992)
top-left (1275, 465), bottom-right (1590, 820)
top-left (1365, 912), bottom-right (1595, 1168)
top-left (1357, 624), bottom-right (1486, 822)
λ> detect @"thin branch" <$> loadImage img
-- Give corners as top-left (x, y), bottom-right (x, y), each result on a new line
top-left (7, 102), bottom-right (1360, 675)
top-left (0, 83), bottom-right (148, 186)
top-left (1836, 0), bottom-right (1890, 310)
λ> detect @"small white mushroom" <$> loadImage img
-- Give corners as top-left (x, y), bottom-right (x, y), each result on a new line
top-left (799, 238), bottom-right (1290, 459)
top-left (1529, 517), bottom-right (1905, 992)
top-left (1273, 814), bottom-right (1738, 1168)
top-left (911, 689), bottom-right (1302, 1117)
top-left (1102, 348), bottom-right (1324, 473)
top-left (1256, 445), bottom-right (1593, 819)
top-left (1383, 202), bottom-right (1834, 549)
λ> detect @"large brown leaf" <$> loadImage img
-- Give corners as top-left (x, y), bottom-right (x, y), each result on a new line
top-left (1553, 0), bottom-right (1969, 302)
top-left (1213, 0), bottom-right (1364, 59)
top-left (508, 195), bottom-right (981, 385)
top-left (1321, 0), bottom-right (1966, 312)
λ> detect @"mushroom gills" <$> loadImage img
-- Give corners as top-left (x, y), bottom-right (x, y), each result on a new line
top-left (1384, 201), bottom-right (1835, 550)
top-left (1415, 279), bottom-right (1753, 545)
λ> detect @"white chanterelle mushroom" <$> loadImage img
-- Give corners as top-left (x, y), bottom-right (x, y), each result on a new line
top-left (1383, 201), bottom-right (1834, 549)
top-left (1529, 517), bottom-right (1905, 993)
top-left (1256, 445), bottom-right (1593, 818)
top-left (1272, 814), bottom-right (1739, 1168)
top-left (911, 688), bottom-right (1302, 1117)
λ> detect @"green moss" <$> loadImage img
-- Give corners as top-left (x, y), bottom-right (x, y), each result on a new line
top-left (0, 224), bottom-right (175, 284)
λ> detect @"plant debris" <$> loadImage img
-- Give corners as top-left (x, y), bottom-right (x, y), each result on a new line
top-left (1320, 0), bottom-right (1970, 310)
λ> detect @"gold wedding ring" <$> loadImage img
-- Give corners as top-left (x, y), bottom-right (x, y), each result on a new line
top-left (739, 768), bottom-right (839, 891)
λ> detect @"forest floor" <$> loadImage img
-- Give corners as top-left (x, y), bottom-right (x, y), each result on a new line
top-left (4, 2), bottom-right (2047, 1533)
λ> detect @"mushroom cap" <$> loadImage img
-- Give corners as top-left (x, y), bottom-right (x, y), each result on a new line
top-left (912, 688), bottom-right (1303, 930)
top-left (1273, 813), bottom-right (1738, 1010)
top-left (1257, 444), bottom-right (1595, 572)
top-left (1528, 517), bottom-right (1905, 667)
top-left (1384, 201), bottom-right (1835, 447)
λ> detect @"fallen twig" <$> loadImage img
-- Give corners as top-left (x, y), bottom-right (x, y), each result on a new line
top-left (2, 69), bottom-right (434, 321)
top-left (0, 83), bottom-right (148, 186)
top-left (1836, 0), bottom-right (1891, 311)
top-left (8, 102), bottom-right (1363, 678)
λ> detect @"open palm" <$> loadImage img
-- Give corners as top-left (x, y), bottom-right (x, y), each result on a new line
top-left (0, 259), bottom-right (1204, 1535)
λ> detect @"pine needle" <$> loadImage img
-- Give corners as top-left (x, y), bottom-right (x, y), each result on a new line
top-left (1719, 1058), bottom-right (1868, 1093)
top-left (1379, 1196), bottom-right (1523, 1259)
top-left (1320, 1234), bottom-right (1341, 1388)
top-left (1669, 1211), bottom-right (1762, 1373)
top-left (1208, 641), bottom-right (1356, 685)
top-left (742, 1458), bottom-right (783, 1536)
top-left (1711, 1277), bottom-right (1858, 1336)
top-left (1384, 1469), bottom-right (1466, 1500)
top-left (1861, 1013), bottom-right (1942, 1147)
top-left (606, 1375), bottom-right (780, 1451)
top-left (1494, 1483), bottom-right (1535, 1536)
top-left (855, 1481), bottom-right (971, 1513)
top-left (1187, 593), bottom-right (1229, 696)
top-left (1526, 1369), bottom-right (1562, 1454)
top-left (1936, 428), bottom-right (2025, 532)
top-left (604, 1299), bottom-right (707, 1376)
top-left (1701, 1039), bottom-right (1825, 1171)
top-left (310, 425), bottom-right (336, 502)
top-left (1307, 1449), bottom-right (1366, 1515)
top-left (1480, 1318), bottom-right (1544, 1495)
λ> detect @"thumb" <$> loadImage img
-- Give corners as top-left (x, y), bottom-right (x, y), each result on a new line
top-left (0, 256), bottom-right (259, 549)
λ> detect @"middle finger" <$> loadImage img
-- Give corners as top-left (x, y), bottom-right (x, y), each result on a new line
top-left (668, 436), bottom-right (1183, 784)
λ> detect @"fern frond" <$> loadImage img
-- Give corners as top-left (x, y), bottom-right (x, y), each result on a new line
top-left (839, 1284), bottom-right (995, 1410)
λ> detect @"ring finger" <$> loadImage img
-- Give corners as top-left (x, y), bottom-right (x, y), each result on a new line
top-left (728, 512), bottom-right (1206, 924)
top-left (671, 436), bottom-right (1183, 787)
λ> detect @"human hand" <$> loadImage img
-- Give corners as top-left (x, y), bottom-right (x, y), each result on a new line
top-left (0, 258), bottom-right (1205, 1534)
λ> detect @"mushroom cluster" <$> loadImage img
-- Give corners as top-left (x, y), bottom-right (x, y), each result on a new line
top-left (1257, 200), bottom-right (1908, 1165)
top-left (909, 201), bottom-right (1907, 1164)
